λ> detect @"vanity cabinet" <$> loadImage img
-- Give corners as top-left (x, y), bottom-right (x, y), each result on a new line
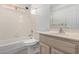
top-left (40, 42), bottom-right (50, 54)
top-left (51, 47), bottom-right (64, 54)
top-left (39, 33), bottom-right (79, 54)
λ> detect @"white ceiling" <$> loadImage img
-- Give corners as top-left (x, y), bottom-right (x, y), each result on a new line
top-left (16, 4), bottom-right (31, 8)
top-left (16, 4), bottom-right (61, 10)
top-left (30, 4), bottom-right (61, 9)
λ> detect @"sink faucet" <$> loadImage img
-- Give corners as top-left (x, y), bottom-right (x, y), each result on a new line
top-left (59, 24), bottom-right (65, 34)
top-left (59, 27), bottom-right (65, 34)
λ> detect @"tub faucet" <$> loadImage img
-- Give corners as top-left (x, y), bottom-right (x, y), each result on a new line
top-left (28, 30), bottom-right (34, 39)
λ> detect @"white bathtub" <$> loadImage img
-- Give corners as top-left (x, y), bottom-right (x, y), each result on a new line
top-left (0, 37), bottom-right (39, 54)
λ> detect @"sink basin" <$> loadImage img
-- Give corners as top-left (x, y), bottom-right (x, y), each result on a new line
top-left (23, 39), bottom-right (39, 46)
top-left (49, 31), bottom-right (66, 35)
top-left (49, 31), bottom-right (79, 38)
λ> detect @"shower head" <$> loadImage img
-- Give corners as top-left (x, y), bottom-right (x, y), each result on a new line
top-left (25, 7), bottom-right (29, 9)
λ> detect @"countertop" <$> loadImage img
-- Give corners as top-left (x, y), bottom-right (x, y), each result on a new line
top-left (39, 31), bottom-right (79, 42)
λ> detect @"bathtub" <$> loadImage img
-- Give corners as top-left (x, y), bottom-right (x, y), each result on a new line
top-left (0, 37), bottom-right (39, 54)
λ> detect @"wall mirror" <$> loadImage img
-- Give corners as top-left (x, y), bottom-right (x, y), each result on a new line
top-left (50, 4), bottom-right (79, 30)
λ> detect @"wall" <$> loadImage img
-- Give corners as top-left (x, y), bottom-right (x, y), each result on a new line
top-left (32, 4), bottom-right (51, 32)
top-left (0, 7), bottom-right (33, 40)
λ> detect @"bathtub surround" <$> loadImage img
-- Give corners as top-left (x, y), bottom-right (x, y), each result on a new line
top-left (0, 5), bottom-right (37, 40)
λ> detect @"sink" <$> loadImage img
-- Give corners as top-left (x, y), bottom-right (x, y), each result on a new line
top-left (49, 31), bottom-right (66, 35)
top-left (49, 31), bottom-right (79, 38)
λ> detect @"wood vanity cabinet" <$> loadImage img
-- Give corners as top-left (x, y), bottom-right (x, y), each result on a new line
top-left (39, 33), bottom-right (79, 54)
top-left (40, 42), bottom-right (50, 54)
top-left (51, 47), bottom-right (64, 54)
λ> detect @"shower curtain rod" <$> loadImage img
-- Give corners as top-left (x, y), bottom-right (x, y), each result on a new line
top-left (0, 4), bottom-right (28, 11)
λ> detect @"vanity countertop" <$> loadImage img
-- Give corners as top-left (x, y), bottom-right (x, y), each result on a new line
top-left (39, 31), bottom-right (79, 42)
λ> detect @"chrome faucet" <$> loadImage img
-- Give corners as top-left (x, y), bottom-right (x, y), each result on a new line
top-left (59, 27), bottom-right (65, 33)
top-left (28, 30), bottom-right (34, 39)
top-left (59, 24), bottom-right (65, 34)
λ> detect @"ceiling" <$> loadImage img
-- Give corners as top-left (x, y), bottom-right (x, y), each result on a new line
top-left (16, 4), bottom-right (61, 10)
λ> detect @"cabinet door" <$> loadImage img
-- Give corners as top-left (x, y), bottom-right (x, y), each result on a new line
top-left (40, 42), bottom-right (50, 54)
top-left (51, 47), bottom-right (64, 54)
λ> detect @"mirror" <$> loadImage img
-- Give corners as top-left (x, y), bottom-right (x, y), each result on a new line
top-left (50, 4), bottom-right (79, 29)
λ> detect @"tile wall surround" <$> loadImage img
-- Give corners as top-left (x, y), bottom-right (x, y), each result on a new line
top-left (0, 6), bottom-right (37, 40)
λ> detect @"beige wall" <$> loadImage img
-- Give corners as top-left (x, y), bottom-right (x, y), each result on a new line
top-left (0, 7), bottom-right (36, 40)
